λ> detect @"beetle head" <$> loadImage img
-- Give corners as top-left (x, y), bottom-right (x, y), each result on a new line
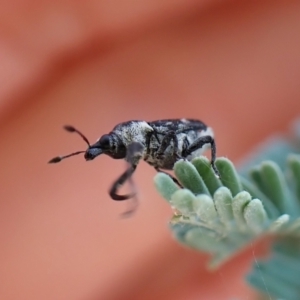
top-left (84, 134), bottom-right (111, 161)
top-left (48, 126), bottom-right (126, 164)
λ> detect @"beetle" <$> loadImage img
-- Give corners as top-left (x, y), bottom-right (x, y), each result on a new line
top-left (49, 119), bottom-right (219, 214)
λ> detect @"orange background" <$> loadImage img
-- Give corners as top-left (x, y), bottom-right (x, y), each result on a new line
top-left (1, 0), bottom-right (300, 299)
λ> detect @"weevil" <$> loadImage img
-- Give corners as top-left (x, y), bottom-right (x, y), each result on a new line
top-left (49, 119), bottom-right (219, 213)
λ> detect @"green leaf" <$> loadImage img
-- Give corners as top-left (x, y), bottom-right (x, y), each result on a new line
top-left (232, 191), bottom-right (251, 230)
top-left (192, 157), bottom-right (222, 195)
top-left (184, 227), bottom-right (229, 253)
top-left (171, 189), bottom-right (195, 215)
top-left (244, 199), bottom-right (268, 233)
top-left (193, 194), bottom-right (218, 223)
top-left (287, 154), bottom-right (300, 205)
top-left (215, 158), bottom-right (243, 196)
top-left (249, 168), bottom-right (267, 198)
top-left (154, 172), bottom-right (180, 202)
top-left (174, 160), bottom-right (210, 195)
top-left (214, 187), bottom-right (234, 228)
top-left (240, 176), bottom-right (279, 219)
top-left (259, 161), bottom-right (298, 216)
top-left (247, 238), bottom-right (300, 300)
top-left (269, 214), bottom-right (290, 233)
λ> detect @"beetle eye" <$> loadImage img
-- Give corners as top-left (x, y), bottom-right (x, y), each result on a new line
top-left (99, 135), bottom-right (110, 149)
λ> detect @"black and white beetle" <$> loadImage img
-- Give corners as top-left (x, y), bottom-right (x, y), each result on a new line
top-left (49, 119), bottom-right (219, 211)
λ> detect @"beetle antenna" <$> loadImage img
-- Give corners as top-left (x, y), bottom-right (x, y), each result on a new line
top-left (63, 125), bottom-right (91, 147)
top-left (48, 151), bottom-right (85, 164)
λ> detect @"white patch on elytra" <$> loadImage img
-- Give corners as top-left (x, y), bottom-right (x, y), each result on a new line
top-left (200, 126), bottom-right (214, 138)
top-left (186, 126), bottom-right (214, 160)
top-left (115, 121), bottom-right (153, 146)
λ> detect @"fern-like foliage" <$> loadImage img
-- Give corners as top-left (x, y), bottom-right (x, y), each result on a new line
top-left (154, 121), bottom-right (300, 299)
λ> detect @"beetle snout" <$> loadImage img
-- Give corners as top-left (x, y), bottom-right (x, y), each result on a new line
top-left (84, 147), bottom-right (102, 161)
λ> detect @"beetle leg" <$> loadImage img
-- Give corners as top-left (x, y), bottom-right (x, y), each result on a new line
top-left (109, 142), bottom-right (144, 216)
top-left (145, 130), bottom-right (160, 158)
top-left (109, 165), bottom-right (137, 201)
top-left (183, 135), bottom-right (220, 177)
top-left (155, 125), bottom-right (204, 160)
top-left (156, 131), bottom-right (180, 159)
top-left (145, 132), bottom-right (152, 157)
top-left (109, 142), bottom-right (144, 200)
top-left (155, 167), bottom-right (182, 187)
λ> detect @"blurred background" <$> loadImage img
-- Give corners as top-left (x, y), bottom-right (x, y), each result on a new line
top-left (1, 0), bottom-right (300, 299)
